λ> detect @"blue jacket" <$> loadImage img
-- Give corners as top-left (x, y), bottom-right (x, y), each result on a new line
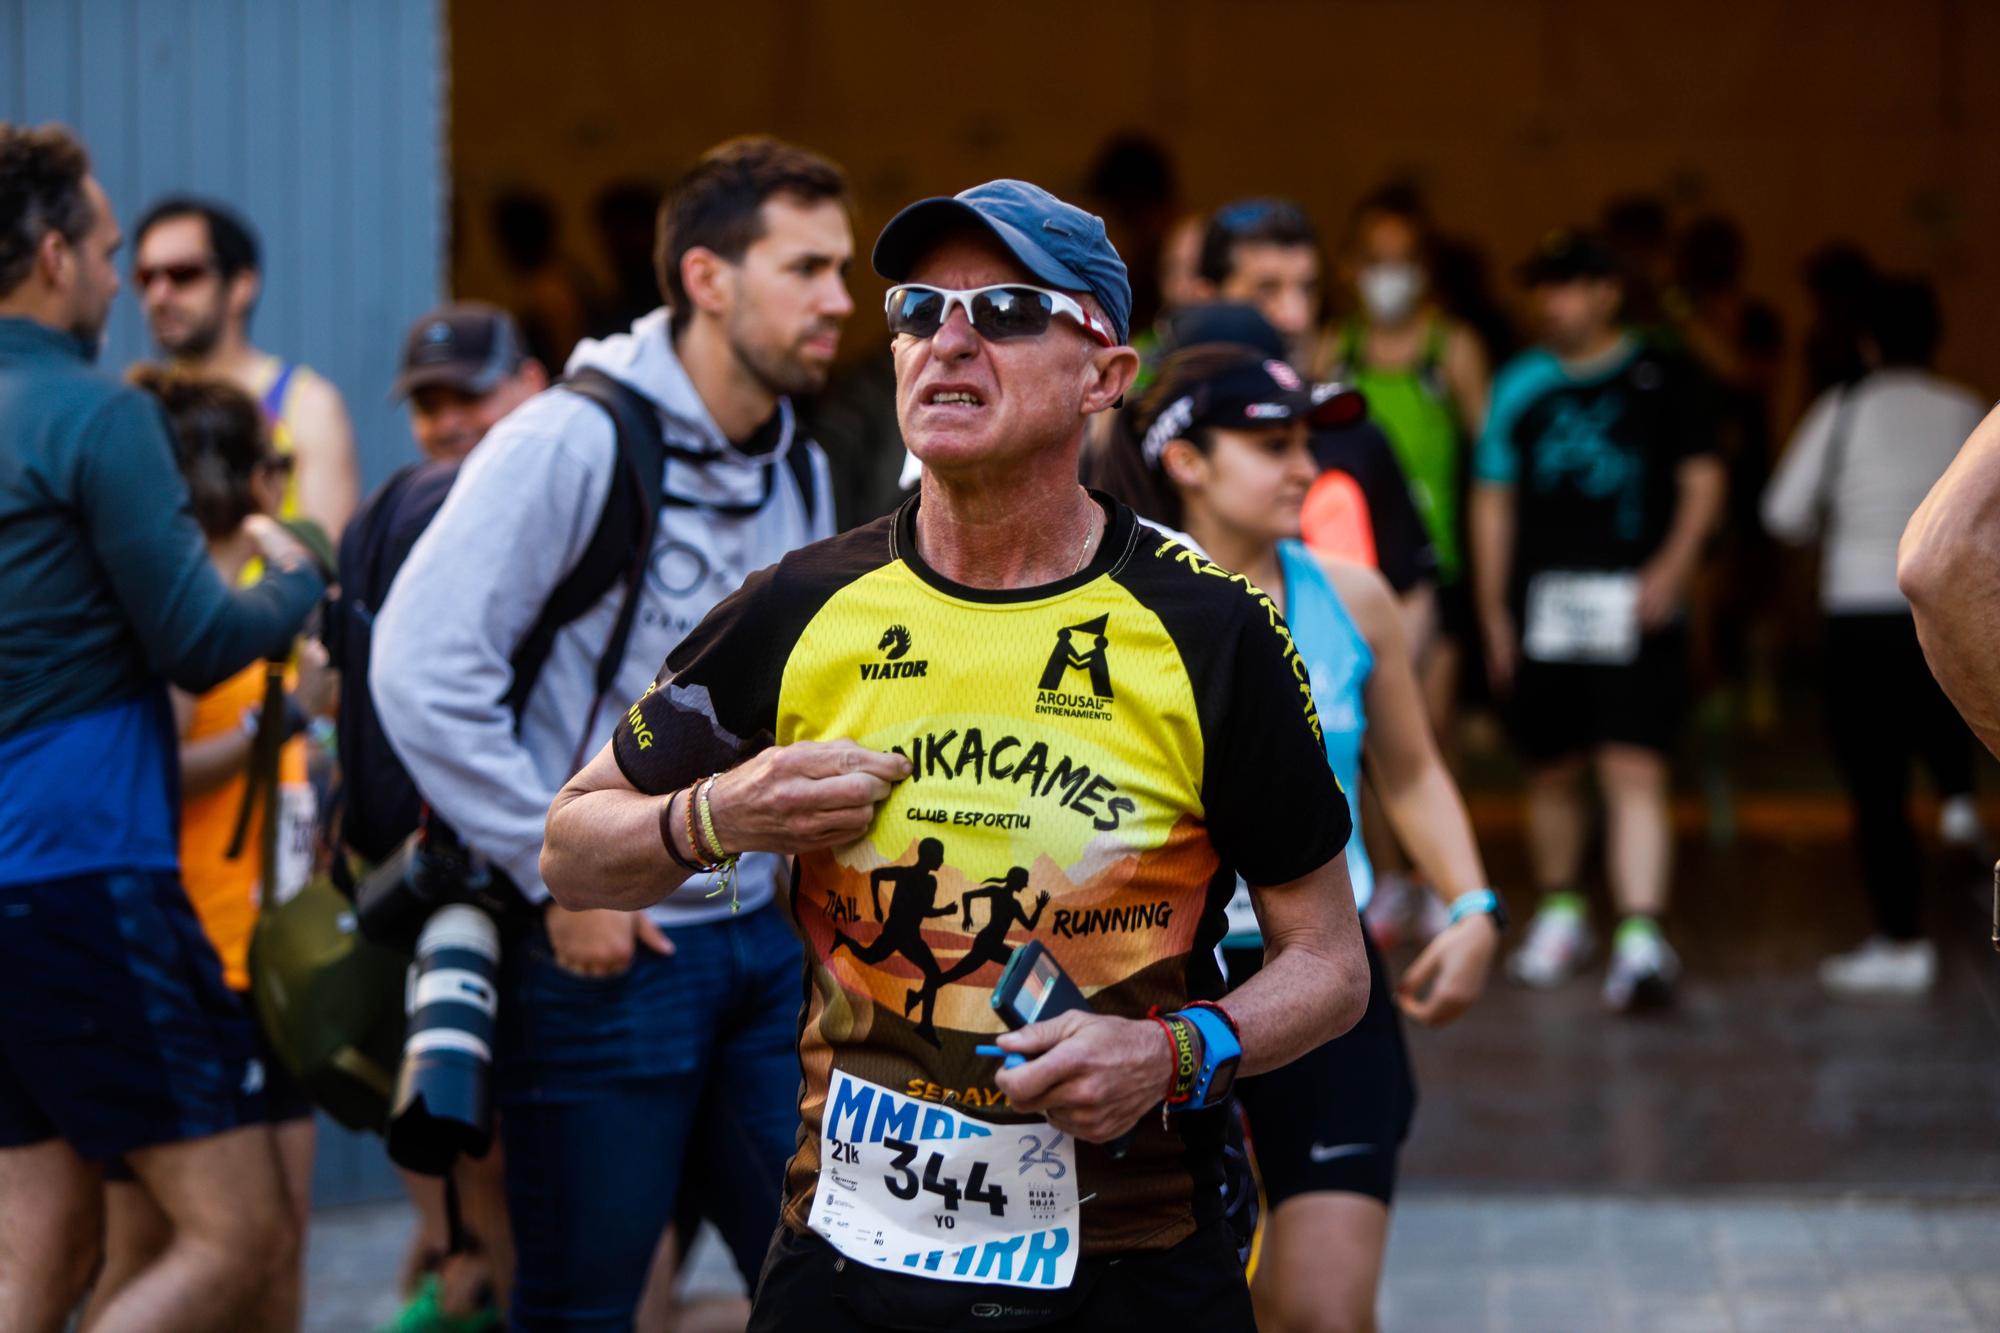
top-left (0, 317), bottom-right (322, 882)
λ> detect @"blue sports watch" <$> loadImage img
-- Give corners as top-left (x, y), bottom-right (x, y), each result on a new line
top-left (1171, 1005), bottom-right (1242, 1110)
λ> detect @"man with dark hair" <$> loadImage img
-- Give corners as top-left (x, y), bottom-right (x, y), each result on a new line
top-left (332, 303), bottom-right (547, 1331)
top-left (1471, 229), bottom-right (1725, 1012)
top-left (1193, 197), bottom-right (1323, 367)
top-left (370, 135), bottom-right (850, 1326)
top-left (0, 122), bottom-right (323, 1332)
top-left (134, 195), bottom-right (360, 537)
top-left (543, 176), bottom-right (1367, 1332)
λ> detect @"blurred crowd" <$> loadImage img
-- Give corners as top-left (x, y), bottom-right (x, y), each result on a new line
top-left (0, 117), bottom-right (1989, 1333)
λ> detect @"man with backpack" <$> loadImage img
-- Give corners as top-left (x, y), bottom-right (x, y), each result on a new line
top-left (323, 301), bottom-right (544, 1333)
top-left (368, 136), bottom-right (850, 1329)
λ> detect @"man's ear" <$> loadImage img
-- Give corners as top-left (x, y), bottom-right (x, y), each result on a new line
top-left (228, 269), bottom-right (261, 322)
top-left (679, 246), bottom-right (732, 324)
top-left (1080, 344), bottom-right (1141, 417)
top-left (37, 229), bottom-right (69, 289)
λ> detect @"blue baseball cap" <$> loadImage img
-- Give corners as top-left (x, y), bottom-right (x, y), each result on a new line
top-left (872, 179), bottom-right (1132, 344)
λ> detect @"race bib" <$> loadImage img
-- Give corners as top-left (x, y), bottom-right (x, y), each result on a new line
top-left (271, 783), bottom-right (317, 906)
top-left (808, 1069), bottom-right (1080, 1291)
top-left (1522, 571), bottom-right (1640, 666)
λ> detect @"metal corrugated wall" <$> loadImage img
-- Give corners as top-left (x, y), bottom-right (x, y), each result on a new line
top-left (2, 0), bottom-right (445, 487)
top-left (3, 0), bottom-right (445, 1205)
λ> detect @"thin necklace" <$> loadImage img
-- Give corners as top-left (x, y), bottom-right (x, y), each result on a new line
top-left (1070, 503), bottom-right (1099, 576)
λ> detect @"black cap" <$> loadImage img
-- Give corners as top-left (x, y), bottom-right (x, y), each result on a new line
top-left (1140, 350), bottom-right (1317, 467)
top-left (1518, 228), bottom-right (1622, 286)
top-left (393, 303), bottom-right (526, 401)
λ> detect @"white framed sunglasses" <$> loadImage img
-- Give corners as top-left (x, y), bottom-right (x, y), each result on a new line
top-left (884, 283), bottom-right (1114, 347)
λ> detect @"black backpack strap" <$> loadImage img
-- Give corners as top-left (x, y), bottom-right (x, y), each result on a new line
top-left (784, 427), bottom-right (820, 532)
top-left (503, 370), bottom-right (665, 765)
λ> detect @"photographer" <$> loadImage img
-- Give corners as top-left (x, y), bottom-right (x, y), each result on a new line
top-left (370, 137), bottom-right (851, 1327)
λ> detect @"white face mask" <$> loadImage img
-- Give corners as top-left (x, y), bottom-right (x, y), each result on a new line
top-left (1356, 261), bottom-right (1425, 323)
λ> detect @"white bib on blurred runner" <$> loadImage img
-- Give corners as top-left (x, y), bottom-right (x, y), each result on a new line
top-left (1522, 570), bottom-right (1640, 665)
top-left (807, 1069), bottom-right (1079, 1290)
top-left (272, 782), bottom-right (317, 905)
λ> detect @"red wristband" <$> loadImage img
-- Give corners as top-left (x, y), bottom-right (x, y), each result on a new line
top-left (1147, 1014), bottom-right (1179, 1100)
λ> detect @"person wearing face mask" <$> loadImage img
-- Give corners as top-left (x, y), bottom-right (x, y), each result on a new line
top-left (1328, 188), bottom-right (1491, 740)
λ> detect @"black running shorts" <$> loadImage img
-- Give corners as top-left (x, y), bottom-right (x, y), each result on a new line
top-left (1507, 625), bottom-right (1688, 763)
top-left (746, 1218), bottom-right (1254, 1332)
top-left (1223, 931), bottom-right (1416, 1208)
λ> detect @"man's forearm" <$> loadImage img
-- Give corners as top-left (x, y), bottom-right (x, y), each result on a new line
top-left (542, 783), bottom-right (692, 910)
top-left (1227, 914), bottom-right (1367, 1077)
top-left (1654, 458), bottom-right (1726, 578)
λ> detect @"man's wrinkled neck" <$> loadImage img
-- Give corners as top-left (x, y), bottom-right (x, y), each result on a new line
top-left (912, 439), bottom-right (1095, 589)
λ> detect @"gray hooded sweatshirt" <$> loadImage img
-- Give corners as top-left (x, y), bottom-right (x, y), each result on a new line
top-left (371, 309), bottom-right (831, 924)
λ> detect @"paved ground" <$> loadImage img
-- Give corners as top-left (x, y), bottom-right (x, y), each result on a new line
top-left (307, 1193), bottom-right (2000, 1332)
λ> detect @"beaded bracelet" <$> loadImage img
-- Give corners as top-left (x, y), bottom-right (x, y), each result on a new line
top-left (685, 780), bottom-right (714, 867)
top-left (659, 791), bottom-right (710, 874)
top-left (695, 775), bottom-right (729, 863)
top-left (693, 774), bottom-right (743, 913)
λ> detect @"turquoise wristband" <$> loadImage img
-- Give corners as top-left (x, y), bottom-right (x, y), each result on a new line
top-left (1448, 888), bottom-right (1506, 930)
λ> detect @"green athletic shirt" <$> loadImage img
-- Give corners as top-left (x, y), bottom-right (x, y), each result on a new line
top-left (1335, 318), bottom-right (1467, 584)
top-left (612, 491), bottom-right (1351, 1255)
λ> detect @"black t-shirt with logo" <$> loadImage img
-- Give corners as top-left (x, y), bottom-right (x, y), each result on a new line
top-left (1475, 340), bottom-right (1719, 589)
top-left (613, 491), bottom-right (1350, 1255)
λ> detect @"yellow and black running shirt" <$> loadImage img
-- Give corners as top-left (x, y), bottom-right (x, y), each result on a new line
top-left (613, 492), bottom-right (1350, 1255)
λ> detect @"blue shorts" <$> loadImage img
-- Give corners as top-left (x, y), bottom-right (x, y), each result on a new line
top-left (495, 901), bottom-right (805, 1332)
top-left (0, 869), bottom-right (262, 1161)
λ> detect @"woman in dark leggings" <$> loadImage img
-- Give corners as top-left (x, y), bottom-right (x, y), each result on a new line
top-left (1763, 275), bottom-right (1985, 995)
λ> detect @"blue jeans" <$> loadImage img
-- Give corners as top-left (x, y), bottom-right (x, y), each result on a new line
top-left (495, 903), bottom-right (804, 1332)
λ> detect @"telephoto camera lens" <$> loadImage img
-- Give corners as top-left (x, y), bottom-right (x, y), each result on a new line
top-left (385, 904), bottom-right (500, 1174)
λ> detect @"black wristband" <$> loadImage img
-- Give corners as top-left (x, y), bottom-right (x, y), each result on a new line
top-left (660, 791), bottom-right (706, 873)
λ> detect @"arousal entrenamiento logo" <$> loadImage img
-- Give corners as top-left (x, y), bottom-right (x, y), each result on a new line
top-left (861, 624), bottom-right (929, 681)
top-left (1035, 613), bottom-right (1113, 721)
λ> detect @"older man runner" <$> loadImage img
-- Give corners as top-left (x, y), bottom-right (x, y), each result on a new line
top-left (543, 179), bottom-right (1367, 1332)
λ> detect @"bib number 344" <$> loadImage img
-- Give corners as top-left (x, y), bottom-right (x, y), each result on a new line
top-left (808, 1069), bottom-right (1080, 1290)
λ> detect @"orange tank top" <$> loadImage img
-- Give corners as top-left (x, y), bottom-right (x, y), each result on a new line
top-left (178, 663), bottom-right (313, 991)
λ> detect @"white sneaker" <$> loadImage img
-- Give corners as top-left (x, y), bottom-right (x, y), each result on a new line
top-left (1819, 937), bottom-right (1937, 996)
top-left (1602, 922), bottom-right (1681, 1011)
top-left (1507, 898), bottom-right (1594, 988)
top-left (1939, 795), bottom-right (1984, 849)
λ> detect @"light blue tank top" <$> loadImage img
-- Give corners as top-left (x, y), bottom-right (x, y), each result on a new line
top-left (1223, 540), bottom-right (1374, 946)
